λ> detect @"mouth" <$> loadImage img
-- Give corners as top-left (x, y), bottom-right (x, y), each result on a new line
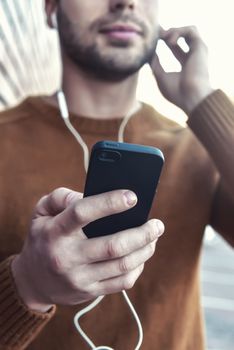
top-left (99, 23), bottom-right (143, 41)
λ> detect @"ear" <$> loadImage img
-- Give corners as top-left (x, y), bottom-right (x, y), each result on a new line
top-left (45, 0), bottom-right (58, 28)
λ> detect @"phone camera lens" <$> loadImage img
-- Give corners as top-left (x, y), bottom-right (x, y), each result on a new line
top-left (101, 152), bottom-right (108, 159)
top-left (98, 150), bottom-right (121, 162)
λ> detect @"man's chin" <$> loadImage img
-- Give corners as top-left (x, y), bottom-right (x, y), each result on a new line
top-left (65, 43), bottom-right (153, 81)
top-left (98, 42), bottom-right (155, 70)
top-left (79, 62), bottom-right (141, 82)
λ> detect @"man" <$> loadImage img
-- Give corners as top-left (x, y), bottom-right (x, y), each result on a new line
top-left (0, 0), bottom-right (233, 349)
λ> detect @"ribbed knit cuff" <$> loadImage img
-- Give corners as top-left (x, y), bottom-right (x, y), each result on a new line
top-left (0, 256), bottom-right (56, 349)
top-left (188, 90), bottom-right (234, 162)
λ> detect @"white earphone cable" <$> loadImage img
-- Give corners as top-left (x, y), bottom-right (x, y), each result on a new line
top-left (57, 90), bottom-right (141, 171)
top-left (73, 291), bottom-right (143, 350)
top-left (56, 90), bottom-right (143, 350)
top-left (57, 90), bottom-right (90, 172)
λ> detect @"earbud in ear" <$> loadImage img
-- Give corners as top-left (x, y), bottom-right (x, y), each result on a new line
top-left (51, 12), bottom-right (58, 29)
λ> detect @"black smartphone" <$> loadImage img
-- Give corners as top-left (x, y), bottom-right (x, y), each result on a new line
top-left (83, 141), bottom-right (164, 238)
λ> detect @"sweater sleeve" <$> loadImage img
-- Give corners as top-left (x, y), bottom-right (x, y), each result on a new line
top-left (0, 256), bottom-right (56, 349)
top-left (188, 89), bottom-right (234, 246)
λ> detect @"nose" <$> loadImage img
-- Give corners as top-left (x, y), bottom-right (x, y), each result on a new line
top-left (110, 0), bottom-right (137, 11)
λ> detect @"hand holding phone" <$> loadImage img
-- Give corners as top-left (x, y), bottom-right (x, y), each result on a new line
top-left (13, 186), bottom-right (165, 311)
top-left (83, 141), bottom-right (164, 238)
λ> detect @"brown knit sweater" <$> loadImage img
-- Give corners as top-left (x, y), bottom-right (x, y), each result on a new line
top-left (0, 90), bottom-right (233, 349)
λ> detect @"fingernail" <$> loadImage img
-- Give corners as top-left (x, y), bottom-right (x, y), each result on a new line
top-left (124, 191), bottom-right (137, 207)
top-left (156, 220), bottom-right (165, 236)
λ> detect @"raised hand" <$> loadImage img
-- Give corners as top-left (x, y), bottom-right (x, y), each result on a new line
top-left (151, 26), bottom-right (214, 114)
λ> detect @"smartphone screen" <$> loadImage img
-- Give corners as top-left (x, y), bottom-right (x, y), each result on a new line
top-left (83, 141), bottom-right (164, 238)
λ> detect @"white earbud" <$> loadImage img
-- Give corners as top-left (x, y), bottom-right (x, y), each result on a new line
top-left (51, 12), bottom-right (58, 29)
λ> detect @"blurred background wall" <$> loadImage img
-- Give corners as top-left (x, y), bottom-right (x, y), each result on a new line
top-left (0, 0), bottom-right (60, 111)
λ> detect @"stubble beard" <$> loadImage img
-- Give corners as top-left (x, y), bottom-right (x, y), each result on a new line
top-left (57, 8), bottom-right (158, 82)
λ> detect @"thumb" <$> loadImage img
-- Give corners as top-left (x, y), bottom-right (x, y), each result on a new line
top-left (34, 187), bottom-right (83, 218)
top-left (150, 53), bottom-right (166, 82)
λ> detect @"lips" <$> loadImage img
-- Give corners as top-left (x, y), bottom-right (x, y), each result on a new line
top-left (100, 23), bottom-right (142, 34)
top-left (99, 23), bottom-right (143, 40)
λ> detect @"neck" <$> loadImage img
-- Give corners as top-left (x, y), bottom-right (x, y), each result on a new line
top-left (58, 55), bottom-right (139, 120)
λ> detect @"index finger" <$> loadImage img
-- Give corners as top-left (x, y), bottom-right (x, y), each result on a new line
top-left (161, 26), bottom-right (204, 51)
top-left (53, 189), bottom-right (138, 234)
